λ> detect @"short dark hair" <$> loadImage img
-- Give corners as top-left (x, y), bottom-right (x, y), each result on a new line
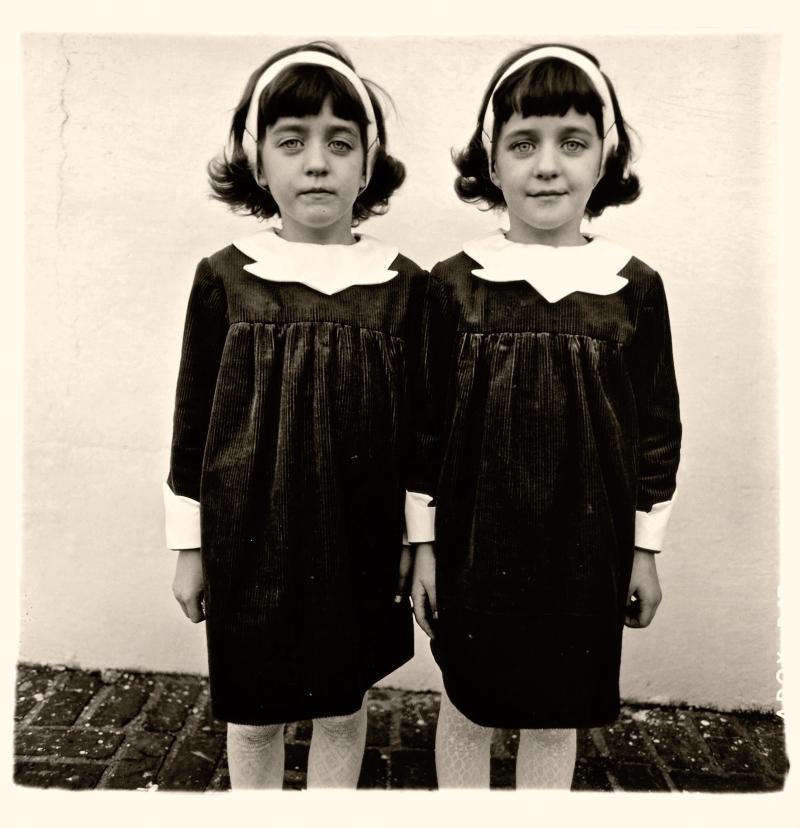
top-left (208, 41), bottom-right (405, 224)
top-left (454, 44), bottom-right (640, 217)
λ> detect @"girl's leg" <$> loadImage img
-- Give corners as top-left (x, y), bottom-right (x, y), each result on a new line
top-left (307, 696), bottom-right (368, 788)
top-left (226, 722), bottom-right (286, 789)
top-left (435, 688), bottom-right (493, 788)
top-left (515, 727), bottom-right (577, 789)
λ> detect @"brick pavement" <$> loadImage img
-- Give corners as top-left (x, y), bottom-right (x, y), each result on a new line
top-left (13, 663), bottom-right (789, 792)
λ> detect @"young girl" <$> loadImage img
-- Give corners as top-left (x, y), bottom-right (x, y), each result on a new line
top-left (411, 44), bottom-right (681, 788)
top-left (164, 42), bottom-right (433, 789)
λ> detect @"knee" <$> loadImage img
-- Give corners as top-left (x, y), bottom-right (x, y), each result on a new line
top-left (519, 727), bottom-right (576, 748)
top-left (228, 722), bottom-right (284, 748)
top-left (313, 708), bottom-right (366, 739)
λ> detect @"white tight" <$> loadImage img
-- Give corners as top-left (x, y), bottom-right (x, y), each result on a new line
top-left (435, 688), bottom-right (577, 789)
top-left (226, 696), bottom-right (368, 789)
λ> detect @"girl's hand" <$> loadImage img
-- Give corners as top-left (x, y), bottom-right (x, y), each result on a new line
top-left (625, 548), bottom-right (662, 628)
top-left (395, 544), bottom-right (413, 603)
top-left (411, 543), bottom-right (437, 638)
top-left (172, 549), bottom-right (205, 623)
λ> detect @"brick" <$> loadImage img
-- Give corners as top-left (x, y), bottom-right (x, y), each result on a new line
top-left (31, 671), bottom-right (102, 726)
top-left (389, 749), bottom-right (436, 789)
top-left (158, 731), bottom-right (224, 791)
top-left (572, 758), bottom-right (612, 791)
top-left (670, 770), bottom-right (783, 793)
top-left (283, 770), bottom-right (306, 790)
top-left (600, 717), bottom-right (654, 764)
top-left (15, 727), bottom-right (124, 759)
top-left (703, 735), bottom-right (766, 774)
top-left (491, 757), bottom-right (515, 789)
top-left (366, 701), bottom-right (392, 748)
top-left (399, 694), bottom-right (438, 750)
top-left (491, 728), bottom-right (519, 760)
top-left (611, 762), bottom-right (670, 791)
top-left (690, 710), bottom-right (741, 740)
top-left (366, 688), bottom-right (394, 703)
top-left (15, 666), bottom-right (56, 721)
top-left (358, 747), bottom-right (389, 789)
top-left (102, 731), bottom-right (173, 790)
top-left (86, 674), bottom-right (153, 728)
top-left (637, 708), bottom-right (715, 772)
top-left (144, 676), bottom-right (203, 732)
top-left (294, 719), bottom-right (312, 742)
top-left (743, 716), bottom-right (789, 776)
top-left (14, 760), bottom-right (104, 790)
top-left (577, 728), bottom-right (598, 760)
top-left (284, 741), bottom-right (309, 773)
top-left (207, 752), bottom-right (231, 791)
top-left (194, 697), bottom-right (227, 735)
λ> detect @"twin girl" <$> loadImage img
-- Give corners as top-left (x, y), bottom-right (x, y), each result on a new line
top-left (165, 40), bottom-right (681, 789)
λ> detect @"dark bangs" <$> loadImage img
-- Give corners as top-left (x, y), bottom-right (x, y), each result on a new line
top-left (259, 66), bottom-right (369, 145)
top-left (490, 59), bottom-right (605, 143)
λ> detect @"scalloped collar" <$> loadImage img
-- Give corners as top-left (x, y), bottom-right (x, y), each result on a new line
top-left (233, 228), bottom-right (400, 296)
top-left (463, 229), bottom-right (633, 303)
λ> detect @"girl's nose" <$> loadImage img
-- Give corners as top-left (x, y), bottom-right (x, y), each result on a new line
top-left (304, 140), bottom-right (329, 174)
top-left (534, 143), bottom-right (559, 178)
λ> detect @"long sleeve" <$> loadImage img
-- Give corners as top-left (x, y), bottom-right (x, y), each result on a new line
top-left (164, 258), bottom-right (228, 549)
top-left (404, 270), bottom-right (459, 540)
top-left (629, 274), bottom-right (682, 551)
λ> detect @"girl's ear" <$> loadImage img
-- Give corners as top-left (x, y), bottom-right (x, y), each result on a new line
top-left (489, 159), bottom-right (501, 189)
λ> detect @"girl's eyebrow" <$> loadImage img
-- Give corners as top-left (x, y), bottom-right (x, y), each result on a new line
top-left (503, 125), bottom-right (597, 140)
top-left (269, 120), bottom-right (360, 138)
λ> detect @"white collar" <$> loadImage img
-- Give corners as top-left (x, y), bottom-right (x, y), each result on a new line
top-left (233, 228), bottom-right (400, 296)
top-left (463, 229), bottom-right (632, 303)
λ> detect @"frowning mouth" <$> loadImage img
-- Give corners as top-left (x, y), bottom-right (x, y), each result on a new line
top-left (530, 190), bottom-right (567, 197)
top-left (300, 188), bottom-right (336, 196)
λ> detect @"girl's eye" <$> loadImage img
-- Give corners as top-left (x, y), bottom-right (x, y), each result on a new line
top-left (562, 140), bottom-right (586, 153)
top-left (329, 139), bottom-right (353, 153)
top-left (511, 141), bottom-right (534, 154)
top-left (279, 138), bottom-right (303, 150)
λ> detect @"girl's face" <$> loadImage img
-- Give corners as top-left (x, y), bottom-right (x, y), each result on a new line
top-left (490, 106), bottom-right (602, 246)
top-left (259, 97), bottom-right (365, 244)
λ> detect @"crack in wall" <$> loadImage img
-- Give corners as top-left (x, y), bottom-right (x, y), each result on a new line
top-left (56, 33), bottom-right (71, 238)
top-left (53, 33), bottom-right (81, 371)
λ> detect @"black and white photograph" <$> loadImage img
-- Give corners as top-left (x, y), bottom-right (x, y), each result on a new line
top-left (5, 2), bottom-right (797, 825)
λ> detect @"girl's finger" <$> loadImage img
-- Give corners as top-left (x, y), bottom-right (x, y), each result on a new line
top-left (428, 580), bottom-right (438, 620)
top-left (411, 586), bottom-right (433, 638)
top-left (186, 595), bottom-right (205, 624)
top-left (395, 545), bottom-right (412, 602)
top-left (624, 594), bottom-right (640, 628)
top-left (636, 594), bottom-right (659, 628)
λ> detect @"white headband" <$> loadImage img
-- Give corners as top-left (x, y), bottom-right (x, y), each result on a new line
top-left (481, 46), bottom-right (619, 175)
top-left (242, 50), bottom-right (380, 185)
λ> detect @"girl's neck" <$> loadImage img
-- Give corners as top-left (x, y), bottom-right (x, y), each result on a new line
top-left (277, 218), bottom-right (357, 246)
top-left (505, 217), bottom-right (588, 247)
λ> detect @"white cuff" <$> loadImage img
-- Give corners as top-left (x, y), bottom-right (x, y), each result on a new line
top-left (163, 482), bottom-right (201, 549)
top-left (403, 490), bottom-right (436, 544)
top-left (634, 499), bottom-right (674, 552)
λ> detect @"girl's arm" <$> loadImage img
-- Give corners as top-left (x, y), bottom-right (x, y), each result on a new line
top-left (172, 549), bottom-right (205, 623)
top-left (629, 274), bottom-right (682, 554)
top-left (625, 274), bottom-right (681, 628)
top-left (164, 259), bottom-right (228, 617)
top-left (407, 270), bottom-right (457, 636)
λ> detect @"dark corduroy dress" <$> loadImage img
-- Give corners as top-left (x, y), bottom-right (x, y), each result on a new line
top-left (421, 251), bottom-right (681, 729)
top-left (167, 243), bottom-right (426, 724)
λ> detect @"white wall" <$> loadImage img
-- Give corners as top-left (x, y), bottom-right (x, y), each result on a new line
top-left (21, 33), bottom-right (781, 710)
